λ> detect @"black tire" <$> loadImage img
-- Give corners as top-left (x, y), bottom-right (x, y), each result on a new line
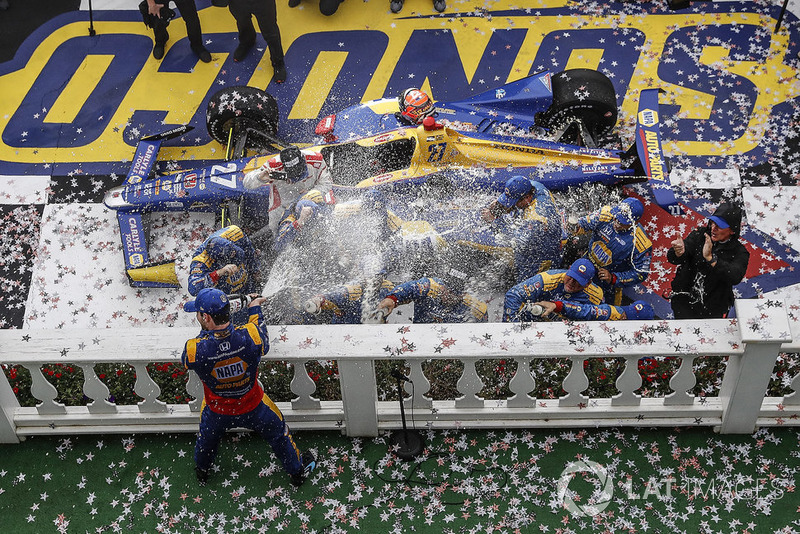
top-left (206, 86), bottom-right (279, 149)
top-left (541, 69), bottom-right (618, 142)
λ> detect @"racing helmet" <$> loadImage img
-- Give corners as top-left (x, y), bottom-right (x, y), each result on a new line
top-left (272, 146), bottom-right (309, 184)
top-left (399, 88), bottom-right (434, 124)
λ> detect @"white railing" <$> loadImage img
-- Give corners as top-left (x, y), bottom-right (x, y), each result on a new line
top-left (1, 300), bottom-right (798, 443)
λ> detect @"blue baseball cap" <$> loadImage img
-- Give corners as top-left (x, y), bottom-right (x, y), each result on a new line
top-left (565, 258), bottom-right (596, 287)
top-left (184, 288), bottom-right (230, 314)
top-left (295, 198), bottom-right (322, 216)
top-left (497, 176), bottom-right (533, 208)
top-left (610, 198), bottom-right (644, 226)
top-left (207, 237), bottom-right (245, 264)
top-left (621, 300), bottom-right (654, 320)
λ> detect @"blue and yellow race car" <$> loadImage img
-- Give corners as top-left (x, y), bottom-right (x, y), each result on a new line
top-left (104, 69), bottom-right (673, 288)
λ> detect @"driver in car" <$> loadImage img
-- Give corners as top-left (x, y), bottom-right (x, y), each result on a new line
top-left (243, 145), bottom-right (333, 234)
top-left (396, 88), bottom-right (435, 125)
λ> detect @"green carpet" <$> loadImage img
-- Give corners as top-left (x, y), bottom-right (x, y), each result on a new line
top-left (2, 427), bottom-right (799, 533)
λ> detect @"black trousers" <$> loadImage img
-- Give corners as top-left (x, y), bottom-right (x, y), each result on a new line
top-left (670, 293), bottom-right (729, 319)
top-left (228, 0), bottom-right (284, 66)
top-left (152, 0), bottom-right (203, 49)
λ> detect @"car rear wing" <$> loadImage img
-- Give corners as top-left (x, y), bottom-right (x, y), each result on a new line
top-left (113, 125), bottom-right (193, 289)
top-left (634, 89), bottom-right (682, 215)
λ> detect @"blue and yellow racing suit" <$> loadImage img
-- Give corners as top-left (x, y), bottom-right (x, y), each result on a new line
top-left (577, 206), bottom-right (652, 303)
top-left (545, 300), bottom-right (628, 321)
top-left (188, 225), bottom-right (260, 296)
top-left (316, 279), bottom-right (395, 324)
top-left (503, 269), bottom-right (604, 322)
top-left (385, 277), bottom-right (487, 323)
top-left (181, 304), bottom-right (302, 476)
top-left (488, 181), bottom-right (563, 283)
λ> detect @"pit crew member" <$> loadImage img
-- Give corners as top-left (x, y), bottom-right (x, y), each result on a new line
top-left (374, 267), bottom-right (487, 323)
top-left (572, 197), bottom-right (652, 304)
top-left (532, 299), bottom-right (655, 321)
top-left (481, 175), bottom-right (563, 284)
top-left (503, 258), bottom-right (604, 322)
top-left (188, 225), bottom-right (261, 296)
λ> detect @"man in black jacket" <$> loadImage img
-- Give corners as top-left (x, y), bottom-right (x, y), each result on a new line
top-left (667, 202), bottom-right (750, 319)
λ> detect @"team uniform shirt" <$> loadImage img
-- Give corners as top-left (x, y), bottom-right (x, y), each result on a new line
top-left (242, 149), bottom-right (334, 233)
top-left (181, 305), bottom-right (269, 415)
top-left (386, 277), bottom-right (488, 323)
top-left (488, 181), bottom-right (563, 283)
top-left (503, 269), bottom-right (604, 322)
top-left (577, 206), bottom-right (652, 295)
top-left (188, 225), bottom-right (260, 296)
top-left (548, 300), bottom-right (628, 321)
top-left (316, 279), bottom-right (395, 324)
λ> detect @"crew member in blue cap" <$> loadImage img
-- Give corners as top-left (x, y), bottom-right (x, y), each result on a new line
top-left (531, 299), bottom-right (655, 321)
top-left (667, 201), bottom-right (750, 318)
top-left (181, 288), bottom-right (316, 486)
top-left (480, 175), bottom-right (563, 284)
top-left (502, 258), bottom-right (604, 322)
top-left (571, 196), bottom-right (652, 304)
top-left (188, 225), bottom-right (261, 297)
top-left (374, 266), bottom-right (488, 323)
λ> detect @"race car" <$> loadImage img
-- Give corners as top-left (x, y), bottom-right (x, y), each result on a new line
top-left (104, 69), bottom-right (674, 288)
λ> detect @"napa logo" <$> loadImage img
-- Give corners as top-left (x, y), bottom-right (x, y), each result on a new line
top-left (0, 3), bottom-right (797, 174)
top-left (638, 108), bottom-right (659, 128)
top-left (213, 357), bottom-right (247, 381)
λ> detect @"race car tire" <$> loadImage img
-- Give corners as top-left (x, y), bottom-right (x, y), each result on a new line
top-left (206, 86), bottom-right (279, 149)
top-left (541, 69), bottom-right (618, 143)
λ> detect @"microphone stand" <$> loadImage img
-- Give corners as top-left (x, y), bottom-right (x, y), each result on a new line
top-left (88, 0), bottom-right (96, 36)
top-left (389, 372), bottom-right (425, 460)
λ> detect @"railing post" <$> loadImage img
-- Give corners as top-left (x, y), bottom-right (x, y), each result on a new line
top-left (0, 367), bottom-right (21, 443)
top-left (719, 300), bottom-right (792, 434)
top-left (338, 358), bottom-right (379, 437)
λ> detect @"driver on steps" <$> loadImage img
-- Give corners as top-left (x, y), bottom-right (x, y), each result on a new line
top-left (243, 146), bottom-right (334, 234)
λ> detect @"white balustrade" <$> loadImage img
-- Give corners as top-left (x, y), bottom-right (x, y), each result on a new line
top-left (1, 300), bottom-right (799, 443)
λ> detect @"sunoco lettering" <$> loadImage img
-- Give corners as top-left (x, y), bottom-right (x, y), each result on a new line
top-left (644, 130), bottom-right (664, 181)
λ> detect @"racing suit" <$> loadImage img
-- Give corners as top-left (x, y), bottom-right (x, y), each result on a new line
top-left (313, 279), bottom-right (395, 324)
top-left (181, 303), bottom-right (303, 477)
top-left (487, 181), bottom-right (563, 283)
top-left (576, 206), bottom-right (652, 304)
top-left (243, 149), bottom-right (334, 234)
top-left (188, 225), bottom-right (260, 296)
top-left (544, 300), bottom-right (630, 321)
top-left (384, 277), bottom-right (488, 323)
top-left (503, 270), bottom-right (604, 322)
